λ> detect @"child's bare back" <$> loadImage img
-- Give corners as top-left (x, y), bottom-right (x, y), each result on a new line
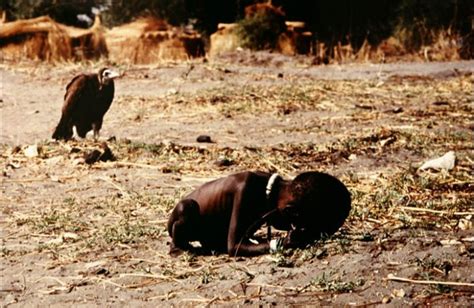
top-left (167, 171), bottom-right (351, 256)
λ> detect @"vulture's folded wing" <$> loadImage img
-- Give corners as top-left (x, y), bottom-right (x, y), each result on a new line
top-left (62, 74), bottom-right (89, 117)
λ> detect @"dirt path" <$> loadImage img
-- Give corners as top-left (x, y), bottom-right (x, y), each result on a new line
top-left (1, 54), bottom-right (473, 306)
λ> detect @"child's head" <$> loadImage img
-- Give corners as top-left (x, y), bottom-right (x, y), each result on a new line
top-left (285, 171), bottom-right (351, 238)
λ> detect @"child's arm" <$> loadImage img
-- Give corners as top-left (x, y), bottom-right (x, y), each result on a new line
top-left (226, 175), bottom-right (271, 256)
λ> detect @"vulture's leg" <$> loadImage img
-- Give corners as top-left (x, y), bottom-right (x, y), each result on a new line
top-left (92, 121), bottom-right (102, 141)
top-left (76, 124), bottom-right (90, 139)
top-left (92, 128), bottom-right (100, 141)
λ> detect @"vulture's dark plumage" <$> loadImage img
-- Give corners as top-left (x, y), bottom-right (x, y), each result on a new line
top-left (52, 68), bottom-right (120, 140)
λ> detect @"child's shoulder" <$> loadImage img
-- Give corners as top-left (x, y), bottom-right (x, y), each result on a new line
top-left (231, 170), bottom-right (270, 183)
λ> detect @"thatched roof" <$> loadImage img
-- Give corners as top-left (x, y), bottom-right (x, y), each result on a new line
top-left (0, 15), bottom-right (107, 62)
top-left (0, 15), bottom-right (205, 63)
top-left (105, 17), bottom-right (204, 64)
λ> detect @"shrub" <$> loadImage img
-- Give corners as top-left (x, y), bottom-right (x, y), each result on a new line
top-left (235, 4), bottom-right (286, 50)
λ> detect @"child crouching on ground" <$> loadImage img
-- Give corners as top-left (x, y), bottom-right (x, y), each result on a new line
top-left (167, 171), bottom-right (351, 256)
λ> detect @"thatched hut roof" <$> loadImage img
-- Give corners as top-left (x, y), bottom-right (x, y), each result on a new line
top-left (0, 15), bottom-right (107, 62)
top-left (105, 17), bottom-right (204, 64)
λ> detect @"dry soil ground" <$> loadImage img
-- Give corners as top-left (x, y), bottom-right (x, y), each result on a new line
top-left (1, 52), bottom-right (473, 306)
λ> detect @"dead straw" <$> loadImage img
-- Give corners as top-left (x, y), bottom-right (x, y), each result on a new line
top-left (399, 206), bottom-right (474, 216)
top-left (387, 274), bottom-right (474, 288)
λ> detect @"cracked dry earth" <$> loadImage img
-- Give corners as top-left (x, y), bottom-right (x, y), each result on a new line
top-left (1, 53), bottom-right (473, 306)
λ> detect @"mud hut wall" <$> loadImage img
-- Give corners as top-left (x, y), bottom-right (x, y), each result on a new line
top-left (209, 24), bottom-right (240, 57)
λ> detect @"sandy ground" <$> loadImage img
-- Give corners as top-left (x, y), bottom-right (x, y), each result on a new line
top-left (1, 52), bottom-right (473, 306)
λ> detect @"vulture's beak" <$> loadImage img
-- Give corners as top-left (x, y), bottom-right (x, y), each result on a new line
top-left (108, 70), bottom-right (121, 79)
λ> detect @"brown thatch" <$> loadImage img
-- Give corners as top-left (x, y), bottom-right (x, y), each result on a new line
top-left (63, 15), bottom-right (108, 60)
top-left (375, 37), bottom-right (406, 59)
top-left (0, 15), bottom-right (107, 62)
top-left (277, 21), bottom-right (312, 55)
top-left (105, 17), bottom-right (204, 64)
top-left (459, 32), bottom-right (473, 59)
top-left (420, 30), bottom-right (460, 61)
top-left (0, 16), bottom-right (72, 61)
top-left (209, 23), bottom-right (241, 58)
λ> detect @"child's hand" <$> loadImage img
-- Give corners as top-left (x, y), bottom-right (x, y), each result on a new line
top-left (283, 228), bottom-right (307, 248)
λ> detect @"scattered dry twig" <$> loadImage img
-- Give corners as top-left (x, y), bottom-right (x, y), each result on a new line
top-left (387, 274), bottom-right (474, 287)
top-left (108, 161), bottom-right (164, 169)
top-left (97, 176), bottom-right (132, 199)
top-left (119, 273), bottom-right (181, 283)
top-left (399, 206), bottom-right (474, 216)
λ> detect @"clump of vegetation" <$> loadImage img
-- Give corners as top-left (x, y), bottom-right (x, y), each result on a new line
top-left (102, 219), bottom-right (161, 244)
top-left (235, 4), bottom-right (286, 50)
top-left (312, 272), bottom-right (365, 293)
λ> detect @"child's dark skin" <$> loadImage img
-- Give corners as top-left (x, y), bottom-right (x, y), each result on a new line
top-left (167, 171), bottom-right (350, 256)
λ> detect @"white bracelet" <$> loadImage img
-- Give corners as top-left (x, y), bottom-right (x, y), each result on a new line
top-left (265, 173), bottom-right (280, 197)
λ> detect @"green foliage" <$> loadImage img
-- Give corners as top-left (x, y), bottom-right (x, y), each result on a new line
top-left (99, 0), bottom-right (188, 27)
top-left (312, 272), bottom-right (365, 293)
top-left (102, 219), bottom-right (161, 244)
top-left (235, 9), bottom-right (286, 50)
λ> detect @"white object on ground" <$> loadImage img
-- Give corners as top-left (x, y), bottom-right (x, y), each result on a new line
top-left (269, 238), bottom-right (284, 253)
top-left (23, 144), bottom-right (38, 157)
top-left (418, 151), bottom-right (455, 171)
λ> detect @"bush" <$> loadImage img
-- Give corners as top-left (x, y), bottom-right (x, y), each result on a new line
top-left (235, 6), bottom-right (286, 50)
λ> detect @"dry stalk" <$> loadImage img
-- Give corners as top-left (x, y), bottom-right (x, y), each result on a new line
top-left (399, 206), bottom-right (474, 216)
top-left (107, 161), bottom-right (164, 169)
top-left (204, 296), bottom-right (220, 307)
top-left (146, 291), bottom-right (179, 300)
top-left (93, 277), bottom-right (124, 288)
top-left (120, 280), bottom-right (161, 289)
top-left (97, 176), bottom-right (132, 199)
top-left (3, 177), bottom-right (48, 183)
top-left (34, 276), bottom-right (65, 286)
top-left (119, 273), bottom-right (182, 283)
top-left (93, 276), bottom-right (161, 289)
top-left (387, 274), bottom-right (474, 287)
top-left (246, 282), bottom-right (305, 292)
top-left (180, 296), bottom-right (214, 303)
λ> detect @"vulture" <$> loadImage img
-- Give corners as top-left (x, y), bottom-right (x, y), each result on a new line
top-left (52, 68), bottom-right (120, 140)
